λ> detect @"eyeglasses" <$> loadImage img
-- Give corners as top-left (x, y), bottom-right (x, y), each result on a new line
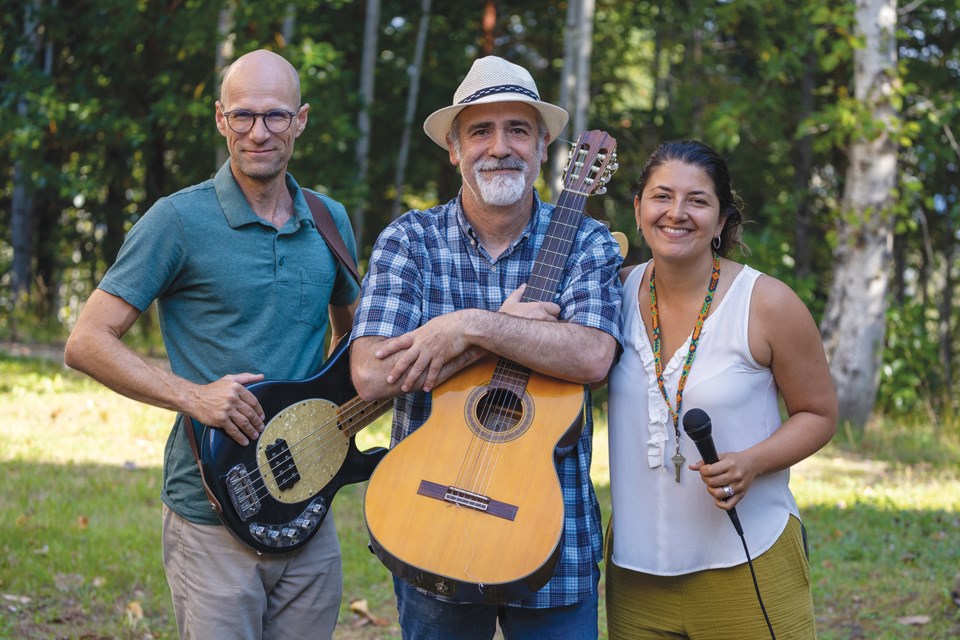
top-left (220, 107), bottom-right (300, 134)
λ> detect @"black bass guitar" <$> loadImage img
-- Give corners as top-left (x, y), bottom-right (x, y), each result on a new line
top-left (191, 333), bottom-right (391, 554)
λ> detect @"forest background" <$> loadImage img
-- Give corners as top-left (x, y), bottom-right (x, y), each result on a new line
top-left (2, 0), bottom-right (959, 431)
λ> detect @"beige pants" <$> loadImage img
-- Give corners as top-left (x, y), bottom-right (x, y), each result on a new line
top-left (162, 505), bottom-right (342, 640)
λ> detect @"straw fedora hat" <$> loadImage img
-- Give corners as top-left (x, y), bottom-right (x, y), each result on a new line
top-left (423, 56), bottom-right (569, 149)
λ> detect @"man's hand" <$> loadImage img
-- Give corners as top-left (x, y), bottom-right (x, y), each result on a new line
top-left (497, 284), bottom-right (561, 322)
top-left (374, 313), bottom-right (474, 393)
top-left (190, 373), bottom-right (266, 446)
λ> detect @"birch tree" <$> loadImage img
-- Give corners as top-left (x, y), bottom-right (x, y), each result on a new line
top-left (389, 0), bottom-right (431, 221)
top-left (353, 0), bottom-right (381, 249)
top-left (820, 0), bottom-right (899, 429)
top-left (547, 0), bottom-right (595, 196)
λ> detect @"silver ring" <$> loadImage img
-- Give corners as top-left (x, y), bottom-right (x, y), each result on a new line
top-left (721, 485), bottom-right (735, 500)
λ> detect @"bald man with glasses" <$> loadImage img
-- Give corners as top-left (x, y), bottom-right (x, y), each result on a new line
top-left (65, 49), bottom-right (359, 639)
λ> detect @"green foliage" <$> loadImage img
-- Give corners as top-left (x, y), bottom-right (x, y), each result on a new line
top-left (1, 0), bottom-right (959, 419)
top-left (878, 300), bottom-right (946, 418)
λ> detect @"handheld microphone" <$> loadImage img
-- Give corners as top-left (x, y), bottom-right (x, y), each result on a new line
top-left (683, 407), bottom-right (778, 638)
top-left (682, 408), bottom-right (743, 536)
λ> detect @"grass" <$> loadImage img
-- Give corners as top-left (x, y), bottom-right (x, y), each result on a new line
top-left (2, 353), bottom-right (959, 639)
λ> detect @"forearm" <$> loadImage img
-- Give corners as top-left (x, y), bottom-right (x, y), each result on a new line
top-left (350, 307), bottom-right (617, 400)
top-left (328, 300), bottom-right (358, 354)
top-left (65, 323), bottom-right (196, 415)
top-left (461, 309), bottom-right (616, 384)
top-left (350, 335), bottom-right (485, 401)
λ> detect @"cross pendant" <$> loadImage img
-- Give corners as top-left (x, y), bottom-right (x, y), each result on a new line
top-left (671, 453), bottom-right (685, 483)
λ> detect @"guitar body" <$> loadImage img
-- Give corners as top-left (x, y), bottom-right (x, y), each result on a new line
top-left (193, 335), bottom-right (389, 554)
top-left (364, 355), bottom-right (586, 603)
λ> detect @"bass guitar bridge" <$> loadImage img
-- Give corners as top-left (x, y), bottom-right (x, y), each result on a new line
top-left (226, 464), bottom-right (261, 520)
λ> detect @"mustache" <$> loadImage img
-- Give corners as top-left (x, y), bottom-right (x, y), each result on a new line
top-left (475, 157), bottom-right (527, 172)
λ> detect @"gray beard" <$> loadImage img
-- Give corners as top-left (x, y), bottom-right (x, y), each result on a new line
top-left (473, 158), bottom-right (529, 207)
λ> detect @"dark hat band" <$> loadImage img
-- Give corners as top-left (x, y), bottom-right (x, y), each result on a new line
top-left (459, 84), bottom-right (540, 105)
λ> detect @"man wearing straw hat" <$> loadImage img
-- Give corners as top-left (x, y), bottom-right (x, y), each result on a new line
top-left (351, 56), bottom-right (622, 639)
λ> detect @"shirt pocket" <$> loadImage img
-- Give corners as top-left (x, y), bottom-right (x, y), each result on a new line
top-left (299, 267), bottom-right (336, 328)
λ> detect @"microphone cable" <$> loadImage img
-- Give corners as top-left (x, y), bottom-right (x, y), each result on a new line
top-left (734, 527), bottom-right (776, 640)
top-left (683, 407), bottom-right (776, 640)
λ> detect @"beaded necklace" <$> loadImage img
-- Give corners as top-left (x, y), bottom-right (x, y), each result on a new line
top-left (649, 252), bottom-right (721, 482)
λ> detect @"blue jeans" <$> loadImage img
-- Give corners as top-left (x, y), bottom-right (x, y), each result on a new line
top-left (393, 567), bottom-right (600, 640)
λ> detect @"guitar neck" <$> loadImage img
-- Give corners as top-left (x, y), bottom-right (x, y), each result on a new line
top-left (521, 188), bottom-right (588, 304)
top-left (489, 189), bottom-right (589, 390)
top-left (339, 397), bottom-right (393, 438)
top-left (490, 130), bottom-right (617, 391)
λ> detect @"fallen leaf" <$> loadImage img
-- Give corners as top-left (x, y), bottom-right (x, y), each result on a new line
top-left (349, 598), bottom-right (389, 627)
top-left (77, 515), bottom-right (89, 530)
top-left (897, 615), bottom-right (930, 626)
top-left (126, 600), bottom-right (144, 625)
top-left (2, 594), bottom-right (31, 605)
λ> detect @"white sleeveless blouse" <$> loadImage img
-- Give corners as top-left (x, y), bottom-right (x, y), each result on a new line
top-left (607, 262), bottom-right (799, 575)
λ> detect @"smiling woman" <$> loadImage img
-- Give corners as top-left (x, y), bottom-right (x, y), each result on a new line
top-left (606, 139), bottom-right (838, 640)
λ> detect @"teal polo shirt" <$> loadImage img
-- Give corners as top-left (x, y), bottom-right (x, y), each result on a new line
top-left (99, 161), bottom-right (359, 524)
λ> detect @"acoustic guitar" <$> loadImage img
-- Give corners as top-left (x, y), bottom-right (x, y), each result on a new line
top-left (363, 130), bottom-right (618, 603)
top-left (192, 332), bottom-right (391, 554)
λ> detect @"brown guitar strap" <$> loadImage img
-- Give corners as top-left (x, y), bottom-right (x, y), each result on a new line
top-left (184, 416), bottom-right (224, 513)
top-left (304, 191), bottom-right (362, 285)
top-left (185, 190), bottom-right (362, 515)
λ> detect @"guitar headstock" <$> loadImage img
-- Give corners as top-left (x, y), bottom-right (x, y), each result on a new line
top-left (562, 130), bottom-right (618, 196)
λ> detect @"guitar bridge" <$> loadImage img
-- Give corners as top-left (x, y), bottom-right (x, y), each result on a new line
top-left (417, 480), bottom-right (519, 521)
top-left (226, 464), bottom-right (261, 520)
top-left (444, 487), bottom-right (489, 511)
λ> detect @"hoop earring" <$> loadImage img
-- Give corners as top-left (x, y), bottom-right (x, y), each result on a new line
top-left (712, 236), bottom-right (721, 250)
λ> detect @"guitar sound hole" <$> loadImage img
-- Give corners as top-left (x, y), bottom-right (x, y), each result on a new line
top-left (475, 389), bottom-right (523, 434)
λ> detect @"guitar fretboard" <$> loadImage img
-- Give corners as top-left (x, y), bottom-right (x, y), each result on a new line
top-left (489, 188), bottom-right (589, 392)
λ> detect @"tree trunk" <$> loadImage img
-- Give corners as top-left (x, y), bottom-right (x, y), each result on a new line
top-left (794, 53), bottom-right (815, 280)
top-left (548, 0), bottom-right (581, 197)
top-left (938, 220), bottom-right (955, 414)
top-left (353, 0), bottom-right (381, 250)
top-left (572, 0), bottom-right (594, 137)
top-left (389, 0), bottom-right (431, 221)
top-left (820, 0), bottom-right (898, 430)
top-left (482, 0), bottom-right (495, 56)
top-left (10, 0), bottom-right (42, 302)
top-left (214, 0), bottom-right (236, 171)
top-left (281, 3), bottom-right (296, 45)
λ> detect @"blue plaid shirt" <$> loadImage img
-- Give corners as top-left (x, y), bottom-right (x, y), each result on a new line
top-left (352, 190), bottom-right (623, 608)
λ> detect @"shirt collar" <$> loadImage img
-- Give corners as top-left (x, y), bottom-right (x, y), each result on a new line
top-left (214, 160), bottom-right (311, 230)
top-left (453, 188), bottom-right (545, 251)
